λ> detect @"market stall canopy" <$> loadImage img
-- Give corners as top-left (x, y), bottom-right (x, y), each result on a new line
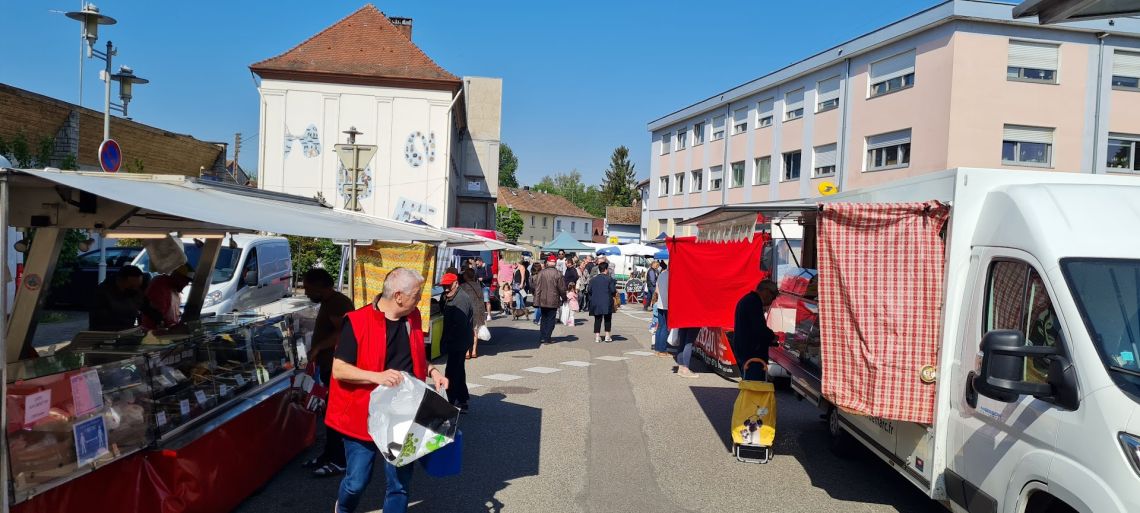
top-left (653, 249), bottom-right (669, 260)
top-left (615, 243), bottom-right (660, 257)
top-left (595, 246), bottom-right (620, 256)
top-left (541, 232), bottom-right (593, 252)
top-left (679, 201), bottom-right (815, 243)
top-left (450, 234), bottom-right (527, 252)
top-left (1, 169), bottom-right (474, 243)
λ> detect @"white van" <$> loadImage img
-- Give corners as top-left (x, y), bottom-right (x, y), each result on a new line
top-left (688, 168), bottom-right (1140, 513)
top-left (133, 234), bottom-right (292, 316)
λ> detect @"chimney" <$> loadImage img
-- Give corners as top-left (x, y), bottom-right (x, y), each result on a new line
top-left (388, 16), bottom-right (413, 40)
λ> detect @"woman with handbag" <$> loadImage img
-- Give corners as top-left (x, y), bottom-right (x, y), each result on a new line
top-left (587, 261), bottom-right (618, 343)
top-left (461, 268), bottom-right (487, 358)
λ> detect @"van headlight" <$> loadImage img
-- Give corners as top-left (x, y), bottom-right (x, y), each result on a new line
top-left (203, 290), bottom-right (223, 308)
top-left (1119, 433), bottom-right (1140, 475)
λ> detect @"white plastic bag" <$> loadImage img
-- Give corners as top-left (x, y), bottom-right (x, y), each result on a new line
top-left (367, 372), bottom-right (460, 467)
top-left (142, 235), bottom-right (188, 274)
top-left (667, 328), bottom-right (680, 348)
top-left (559, 303), bottom-right (571, 325)
top-left (477, 325), bottom-right (492, 341)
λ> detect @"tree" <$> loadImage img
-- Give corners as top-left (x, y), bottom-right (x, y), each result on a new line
top-left (601, 145), bottom-right (637, 207)
top-left (499, 143), bottom-right (519, 188)
top-left (533, 169), bottom-right (606, 218)
top-left (287, 236), bottom-right (342, 285)
top-left (495, 206), bottom-right (524, 242)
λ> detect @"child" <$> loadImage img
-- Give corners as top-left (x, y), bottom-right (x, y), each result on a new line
top-left (499, 282), bottom-right (513, 312)
top-left (564, 289), bottom-right (578, 326)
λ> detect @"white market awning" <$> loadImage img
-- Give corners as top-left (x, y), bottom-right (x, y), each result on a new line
top-left (450, 234), bottom-right (528, 252)
top-left (3, 169), bottom-right (474, 243)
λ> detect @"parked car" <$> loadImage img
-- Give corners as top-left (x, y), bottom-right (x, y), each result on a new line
top-left (46, 246), bottom-right (142, 308)
top-left (133, 235), bottom-right (292, 316)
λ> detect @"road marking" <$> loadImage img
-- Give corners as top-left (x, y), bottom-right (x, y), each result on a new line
top-left (522, 366), bottom-right (562, 374)
top-left (560, 360), bottom-right (592, 367)
top-left (482, 373), bottom-right (523, 382)
top-left (595, 356), bottom-right (631, 362)
top-left (625, 351), bottom-right (654, 356)
top-left (467, 382), bottom-right (484, 389)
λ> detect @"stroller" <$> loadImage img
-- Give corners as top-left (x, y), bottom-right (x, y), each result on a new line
top-left (731, 358), bottom-right (777, 464)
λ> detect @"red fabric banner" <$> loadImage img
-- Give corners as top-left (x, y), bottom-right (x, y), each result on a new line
top-left (817, 201), bottom-right (950, 425)
top-left (667, 235), bottom-right (767, 330)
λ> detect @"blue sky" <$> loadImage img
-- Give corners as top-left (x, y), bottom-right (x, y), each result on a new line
top-left (4, 0), bottom-right (940, 185)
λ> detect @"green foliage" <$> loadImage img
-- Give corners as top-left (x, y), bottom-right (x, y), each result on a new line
top-left (23, 229), bottom-right (89, 288)
top-left (533, 169), bottom-right (606, 218)
top-left (601, 146), bottom-right (637, 207)
top-left (60, 154), bottom-right (78, 171)
top-left (125, 158), bottom-right (145, 174)
top-left (0, 132), bottom-right (55, 168)
top-left (495, 205), bottom-right (524, 242)
top-left (499, 143), bottom-right (519, 188)
top-left (287, 236), bottom-right (342, 284)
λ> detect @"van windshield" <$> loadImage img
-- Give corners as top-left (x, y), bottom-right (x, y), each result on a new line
top-left (136, 245), bottom-right (240, 285)
top-left (1062, 258), bottom-right (1140, 395)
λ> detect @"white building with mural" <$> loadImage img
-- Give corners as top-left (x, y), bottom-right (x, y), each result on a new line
top-left (251, 5), bottom-right (501, 228)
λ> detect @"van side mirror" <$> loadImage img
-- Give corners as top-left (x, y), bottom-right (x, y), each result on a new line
top-left (243, 270), bottom-right (258, 287)
top-left (971, 330), bottom-right (1065, 404)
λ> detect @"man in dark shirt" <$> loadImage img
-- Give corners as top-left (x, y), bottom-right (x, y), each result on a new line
top-left (439, 272), bottom-right (475, 412)
top-left (733, 280), bottom-right (780, 381)
top-left (89, 265), bottom-right (145, 331)
top-left (300, 268), bottom-right (356, 477)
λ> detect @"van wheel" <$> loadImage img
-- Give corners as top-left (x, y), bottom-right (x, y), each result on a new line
top-left (828, 407), bottom-right (855, 458)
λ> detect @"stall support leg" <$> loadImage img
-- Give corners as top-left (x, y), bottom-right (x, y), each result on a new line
top-left (1, 175), bottom-right (10, 513)
top-left (6, 226), bottom-right (64, 363)
top-left (182, 238), bottom-right (222, 322)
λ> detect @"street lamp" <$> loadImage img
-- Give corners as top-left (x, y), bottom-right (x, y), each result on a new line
top-left (111, 66), bottom-right (148, 120)
top-left (65, 3), bottom-right (116, 51)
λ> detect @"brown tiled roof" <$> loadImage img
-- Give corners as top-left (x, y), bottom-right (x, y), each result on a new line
top-left (497, 187), bottom-right (595, 219)
top-left (250, 4), bottom-right (460, 88)
top-left (606, 206), bottom-right (641, 225)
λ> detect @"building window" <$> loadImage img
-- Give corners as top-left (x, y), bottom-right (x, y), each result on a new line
top-left (709, 165), bottom-right (724, 191)
top-left (784, 89), bottom-right (805, 121)
top-left (757, 98), bottom-right (774, 128)
top-left (1108, 134), bottom-right (1140, 173)
top-left (693, 122), bottom-right (705, 145)
top-left (543, 217), bottom-right (548, 227)
top-left (813, 143), bottom-right (837, 177)
top-left (1007, 40), bottom-right (1059, 83)
top-left (661, 133), bottom-right (671, 155)
top-left (658, 176), bottom-right (670, 196)
top-left (866, 129), bottom-right (912, 171)
top-left (816, 76), bottom-right (840, 112)
top-left (571, 221), bottom-right (577, 233)
top-left (675, 172), bottom-right (685, 194)
top-left (1002, 125), bottom-right (1053, 167)
top-left (733, 108), bottom-right (748, 134)
top-left (712, 116), bottom-right (726, 140)
top-left (1112, 51), bottom-right (1140, 90)
top-left (556, 219), bottom-right (563, 232)
top-left (658, 219), bottom-right (668, 236)
top-left (676, 130), bottom-right (687, 151)
top-left (754, 156), bottom-right (771, 185)
top-left (531, 215), bottom-right (535, 227)
top-left (673, 218), bottom-right (685, 237)
top-left (692, 169), bottom-right (704, 192)
top-left (782, 151), bottom-right (801, 181)
top-left (869, 50), bottom-right (916, 97)
top-left (729, 161), bottom-right (747, 186)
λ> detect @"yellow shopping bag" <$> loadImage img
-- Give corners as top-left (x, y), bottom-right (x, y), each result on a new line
top-left (731, 359), bottom-right (776, 463)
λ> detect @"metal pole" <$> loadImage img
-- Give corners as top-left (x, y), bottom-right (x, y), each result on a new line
top-left (1, 175), bottom-right (10, 513)
top-left (97, 40), bottom-right (113, 284)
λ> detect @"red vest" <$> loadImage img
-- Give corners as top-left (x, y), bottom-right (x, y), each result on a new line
top-left (325, 305), bottom-right (427, 441)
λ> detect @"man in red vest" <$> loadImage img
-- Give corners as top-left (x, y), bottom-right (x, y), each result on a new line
top-left (327, 268), bottom-right (449, 513)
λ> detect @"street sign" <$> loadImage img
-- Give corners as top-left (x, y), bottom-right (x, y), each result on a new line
top-left (335, 144), bottom-right (377, 172)
top-left (607, 236), bottom-right (620, 244)
top-left (818, 181), bottom-right (839, 196)
top-left (98, 139), bottom-right (122, 173)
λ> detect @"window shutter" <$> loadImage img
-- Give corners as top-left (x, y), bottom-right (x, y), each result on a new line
top-left (1007, 41), bottom-right (1059, 70)
top-left (817, 76), bottom-right (841, 103)
top-left (785, 89), bottom-right (805, 111)
top-left (815, 144), bottom-right (837, 167)
top-left (870, 50), bottom-right (916, 82)
top-left (734, 108), bottom-right (748, 123)
top-left (1113, 51), bottom-right (1140, 78)
top-left (867, 129), bottom-right (912, 149)
top-left (709, 166), bottom-right (723, 180)
top-left (1003, 125), bottom-right (1053, 144)
top-left (758, 98), bottom-right (774, 116)
top-left (713, 116), bottom-right (725, 130)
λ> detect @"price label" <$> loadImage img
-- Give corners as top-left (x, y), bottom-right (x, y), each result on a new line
top-left (235, 375), bottom-right (246, 387)
top-left (194, 391), bottom-right (208, 406)
top-left (156, 411), bottom-right (167, 427)
top-left (179, 399), bottom-right (191, 416)
top-left (219, 384), bottom-right (230, 397)
top-left (170, 369), bottom-right (188, 382)
top-left (24, 390), bottom-right (52, 427)
top-left (155, 375), bottom-right (174, 388)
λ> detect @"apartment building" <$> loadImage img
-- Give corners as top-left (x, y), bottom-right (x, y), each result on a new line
top-left (645, 0), bottom-right (1140, 237)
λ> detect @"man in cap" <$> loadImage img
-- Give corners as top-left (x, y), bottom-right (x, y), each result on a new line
top-left (141, 263), bottom-right (194, 331)
top-left (532, 254), bottom-right (566, 346)
top-left (440, 272), bottom-right (475, 412)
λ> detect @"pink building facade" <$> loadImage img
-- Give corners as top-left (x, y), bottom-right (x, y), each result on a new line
top-left (645, 0), bottom-right (1140, 239)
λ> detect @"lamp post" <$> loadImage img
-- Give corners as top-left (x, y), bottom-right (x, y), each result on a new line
top-left (66, 3), bottom-right (147, 284)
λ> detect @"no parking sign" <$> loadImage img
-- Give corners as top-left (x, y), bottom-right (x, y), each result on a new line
top-left (98, 139), bottom-right (122, 173)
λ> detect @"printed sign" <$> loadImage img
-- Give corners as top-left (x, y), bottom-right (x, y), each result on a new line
top-left (98, 139), bottom-right (122, 173)
top-left (156, 411), bottom-right (168, 427)
top-left (194, 390), bottom-right (208, 406)
top-left (70, 370), bottom-right (104, 416)
top-left (179, 399), bottom-right (191, 416)
top-left (235, 375), bottom-right (247, 387)
top-left (24, 390), bottom-right (52, 427)
top-left (73, 415), bottom-right (109, 467)
top-left (392, 197), bottom-right (438, 224)
top-left (219, 384), bottom-right (230, 397)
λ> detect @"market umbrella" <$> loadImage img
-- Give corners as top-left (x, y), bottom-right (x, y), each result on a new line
top-left (653, 249), bottom-right (669, 260)
top-left (541, 232), bottom-right (594, 252)
top-left (616, 243), bottom-right (661, 257)
top-left (596, 246), bottom-right (621, 256)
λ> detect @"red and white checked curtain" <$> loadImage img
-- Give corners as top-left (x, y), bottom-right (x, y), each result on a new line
top-left (818, 201), bottom-right (950, 425)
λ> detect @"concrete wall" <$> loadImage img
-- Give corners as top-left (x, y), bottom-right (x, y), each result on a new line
top-left (454, 76), bottom-right (503, 229)
top-left (519, 211), bottom-right (554, 247)
top-left (553, 215), bottom-right (594, 241)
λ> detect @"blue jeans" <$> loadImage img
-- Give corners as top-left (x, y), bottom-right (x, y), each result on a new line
top-left (653, 308), bottom-right (670, 352)
top-left (337, 436), bottom-right (414, 513)
top-left (514, 289), bottom-right (526, 310)
top-left (676, 327), bottom-right (698, 369)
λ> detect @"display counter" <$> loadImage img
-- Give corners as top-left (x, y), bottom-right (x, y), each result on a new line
top-left (4, 299), bottom-right (316, 506)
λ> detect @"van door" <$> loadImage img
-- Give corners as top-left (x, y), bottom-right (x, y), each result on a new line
top-left (234, 247), bottom-right (260, 311)
top-left (260, 241), bottom-right (290, 301)
top-left (947, 248), bottom-right (1070, 512)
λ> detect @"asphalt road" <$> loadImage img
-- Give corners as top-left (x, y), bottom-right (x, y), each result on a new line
top-left (233, 307), bottom-right (939, 513)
